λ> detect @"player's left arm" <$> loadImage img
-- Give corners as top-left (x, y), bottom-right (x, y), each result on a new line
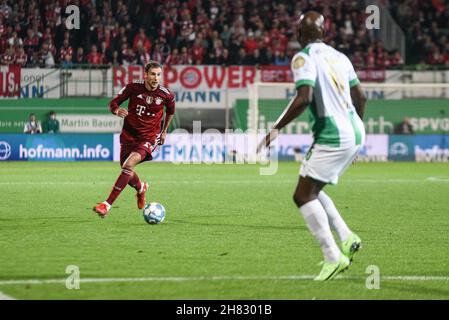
top-left (159, 95), bottom-right (176, 145)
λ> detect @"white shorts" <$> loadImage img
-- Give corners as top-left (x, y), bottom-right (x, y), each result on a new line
top-left (299, 144), bottom-right (362, 185)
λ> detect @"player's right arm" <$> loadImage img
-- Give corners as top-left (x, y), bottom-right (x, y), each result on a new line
top-left (109, 84), bottom-right (131, 118)
top-left (257, 53), bottom-right (315, 152)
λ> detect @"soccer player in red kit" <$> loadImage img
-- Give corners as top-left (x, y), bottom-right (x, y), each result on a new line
top-left (93, 61), bottom-right (175, 217)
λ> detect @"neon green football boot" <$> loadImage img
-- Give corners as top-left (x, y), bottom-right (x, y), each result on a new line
top-left (314, 254), bottom-right (350, 281)
top-left (341, 233), bottom-right (362, 262)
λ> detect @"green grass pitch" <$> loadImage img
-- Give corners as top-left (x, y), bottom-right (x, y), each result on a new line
top-left (0, 161), bottom-right (448, 299)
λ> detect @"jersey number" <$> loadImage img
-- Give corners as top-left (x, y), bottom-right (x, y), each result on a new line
top-left (324, 57), bottom-right (348, 109)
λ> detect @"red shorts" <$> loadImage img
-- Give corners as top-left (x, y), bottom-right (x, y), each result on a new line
top-left (120, 141), bottom-right (159, 166)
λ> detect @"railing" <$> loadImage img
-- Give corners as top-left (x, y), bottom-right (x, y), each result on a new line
top-left (20, 64), bottom-right (112, 98)
top-left (60, 64), bottom-right (111, 97)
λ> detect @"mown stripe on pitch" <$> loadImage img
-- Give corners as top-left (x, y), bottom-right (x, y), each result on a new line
top-left (0, 275), bottom-right (448, 285)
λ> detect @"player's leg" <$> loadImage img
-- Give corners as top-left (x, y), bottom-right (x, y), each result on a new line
top-left (317, 191), bottom-right (351, 242)
top-left (132, 143), bottom-right (157, 209)
top-left (121, 147), bottom-right (144, 195)
top-left (128, 171), bottom-right (142, 192)
top-left (133, 172), bottom-right (149, 209)
top-left (293, 176), bottom-right (343, 264)
top-left (318, 190), bottom-right (361, 262)
top-left (327, 146), bottom-right (363, 261)
top-left (93, 152), bottom-right (142, 217)
top-left (293, 177), bottom-right (349, 281)
top-left (106, 152), bottom-right (142, 205)
top-left (128, 171), bottom-right (149, 209)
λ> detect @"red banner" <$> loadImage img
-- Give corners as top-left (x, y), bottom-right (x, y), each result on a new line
top-left (260, 66), bottom-right (292, 83)
top-left (356, 69), bottom-right (386, 82)
top-left (0, 65), bottom-right (21, 97)
top-left (112, 65), bottom-right (257, 108)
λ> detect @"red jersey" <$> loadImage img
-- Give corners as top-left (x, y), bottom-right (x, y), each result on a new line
top-left (109, 81), bottom-right (175, 145)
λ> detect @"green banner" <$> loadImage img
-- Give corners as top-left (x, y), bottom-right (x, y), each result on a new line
top-left (233, 99), bottom-right (449, 134)
top-left (0, 98), bottom-right (178, 133)
top-left (0, 98), bottom-right (110, 133)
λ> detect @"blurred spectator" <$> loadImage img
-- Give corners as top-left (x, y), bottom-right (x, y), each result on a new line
top-left (179, 46), bottom-right (192, 65)
top-left (274, 51), bottom-right (289, 66)
top-left (23, 28), bottom-right (39, 57)
top-left (74, 47), bottom-right (85, 65)
top-left (221, 48), bottom-right (232, 66)
top-left (165, 48), bottom-right (181, 65)
top-left (120, 43), bottom-right (136, 66)
top-left (7, 31), bottom-right (22, 47)
top-left (42, 111), bottom-right (60, 134)
top-left (191, 39), bottom-right (205, 64)
top-left (243, 31), bottom-right (258, 56)
top-left (137, 46), bottom-right (151, 66)
top-left (14, 44), bottom-right (27, 66)
top-left (132, 27), bottom-right (151, 53)
top-left (40, 40), bottom-right (55, 67)
top-left (109, 50), bottom-right (121, 66)
top-left (0, 0), bottom-right (12, 19)
top-left (27, 51), bottom-right (41, 67)
top-left (235, 48), bottom-right (247, 65)
top-left (86, 45), bottom-right (104, 65)
top-left (394, 117), bottom-right (415, 135)
top-left (59, 39), bottom-right (73, 64)
top-left (61, 52), bottom-right (73, 69)
top-left (24, 113), bottom-right (42, 134)
top-left (0, 45), bottom-right (13, 64)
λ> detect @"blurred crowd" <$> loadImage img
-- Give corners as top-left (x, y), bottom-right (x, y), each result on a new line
top-left (390, 0), bottom-right (449, 66)
top-left (0, 0), bottom-right (447, 69)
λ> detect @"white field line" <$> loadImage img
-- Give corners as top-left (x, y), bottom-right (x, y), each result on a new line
top-left (0, 291), bottom-right (16, 300)
top-left (0, 178), bottom-right (448, 186)
top-left (0, 275), bottom-right (448, 286)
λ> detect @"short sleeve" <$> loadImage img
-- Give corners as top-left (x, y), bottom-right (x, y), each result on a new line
top-left (345, 56), bottom-right (360, 87)
top-left (109, 83), bottom-right (132, 114)
top-left (291, 53), bottom-right (317, 89)
top-left (165, 92), bottom-right (175, 115)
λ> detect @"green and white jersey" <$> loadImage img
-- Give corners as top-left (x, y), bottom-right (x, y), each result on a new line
top-left (291, 42), bottom-right (365, 148)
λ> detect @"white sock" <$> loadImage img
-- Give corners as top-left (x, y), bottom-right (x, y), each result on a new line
top-left (318, 191), bottom-right (351, 242)
top-left (299, 199), bottom-right (341, 263)
top-left (102, 201), bottom-right (111, 210)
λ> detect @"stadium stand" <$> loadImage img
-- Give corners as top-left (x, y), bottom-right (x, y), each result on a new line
top-left (1, 0), bottom-right (447, 69)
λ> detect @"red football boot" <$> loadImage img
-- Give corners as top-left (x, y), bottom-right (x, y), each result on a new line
top-left (136, 182), bottom-right (149, 209)
top-left (93, 202), bottom-right (110, 218)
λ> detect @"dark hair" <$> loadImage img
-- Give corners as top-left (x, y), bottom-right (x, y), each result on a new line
top-left (144, 61), bottom-right (162, 73)
top-left (49, 111), bottom-right (56, 115)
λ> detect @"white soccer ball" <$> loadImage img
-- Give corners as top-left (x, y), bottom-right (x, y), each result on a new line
top-left (143, 202), bottom-right (166, 224)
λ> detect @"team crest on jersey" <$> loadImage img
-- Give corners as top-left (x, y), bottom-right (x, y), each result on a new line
top-left (293, 56), bottom-right (305, 69)
top-left (155, 97), bottom-right (163, 105)
top-left (146, 96), bottom-right (153, 104)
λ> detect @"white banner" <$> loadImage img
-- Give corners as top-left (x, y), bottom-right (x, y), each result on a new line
top-left (59, 115), bottom-right (123, 133)
top-left (21, 68), bottom-right (60, 98)
top-left (358, 134), bottom-right (389, 162)
top-left (112, 133), bottom-right (388, 162)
